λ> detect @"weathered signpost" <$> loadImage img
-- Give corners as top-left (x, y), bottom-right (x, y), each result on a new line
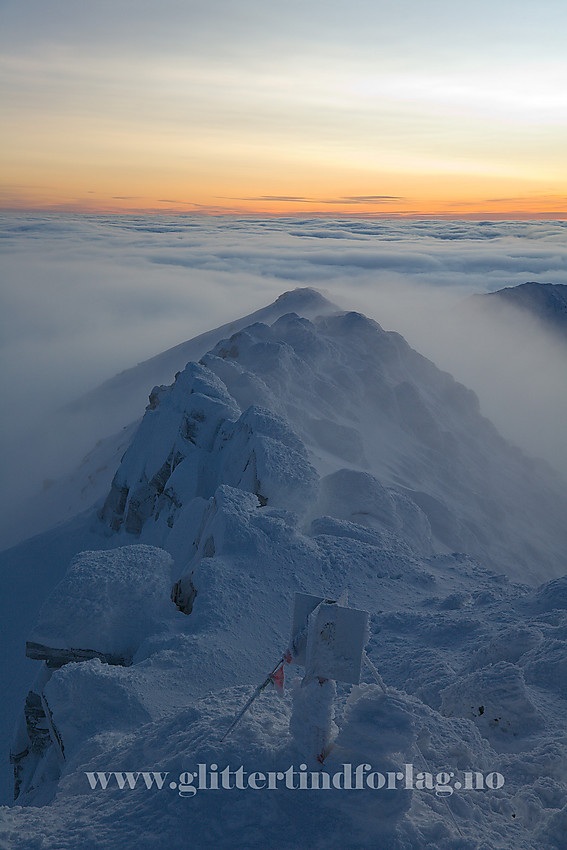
top-left (222, 591), bottom-right (374, 764)
top-left (289, 592), bottom-right (369, 762)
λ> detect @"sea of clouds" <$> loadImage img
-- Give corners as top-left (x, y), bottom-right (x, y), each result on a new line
top-left (1, 215), bottom-right (566, 516)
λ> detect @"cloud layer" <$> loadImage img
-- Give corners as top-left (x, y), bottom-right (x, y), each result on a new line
top-left (1, 215), bottom-right (566, 511)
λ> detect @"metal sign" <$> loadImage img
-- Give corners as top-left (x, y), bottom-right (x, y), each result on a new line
top-left (291, 592), bottom-right (369, 685)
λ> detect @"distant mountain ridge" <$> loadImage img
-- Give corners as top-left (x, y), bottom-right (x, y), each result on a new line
top-left (470, 282), bottom-right (567, 335)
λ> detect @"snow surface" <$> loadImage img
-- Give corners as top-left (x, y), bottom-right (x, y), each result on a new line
top-left (1, 291), bottom-right (567, 848)
top-left (0, 289), bottom-right (340, 550)
top-left (99, 307), bottom-right (567, 583)
top-left (30, 545), bottom-right (174, 658)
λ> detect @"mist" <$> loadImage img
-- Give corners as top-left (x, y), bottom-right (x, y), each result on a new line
top-left (331, 278), bottom-right (567, 478)
top-left (1, 214), bottom-right (566, 536)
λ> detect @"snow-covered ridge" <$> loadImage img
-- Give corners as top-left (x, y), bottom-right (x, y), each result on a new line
top-left (66, 286), bottom-right (340, 435)
top-left (100, 308), bottom-right (567, 585)
top-left (0, 288), bottom-right (340, 551)
top-left (4, 292), bottom-right (567, 848)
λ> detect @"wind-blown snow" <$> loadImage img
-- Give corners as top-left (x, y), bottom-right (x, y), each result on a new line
top-left (2, 216), bottom-right (567, 546)
top-left (99, 308), bottom-right (567, 583)
top-left (0, 288), bottom-right (338, 549)
top-left (1, 293), bottom-right (566, 848)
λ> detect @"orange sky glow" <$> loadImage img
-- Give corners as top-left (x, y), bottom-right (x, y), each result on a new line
top-left (1, 1), bottom-right (566, 219)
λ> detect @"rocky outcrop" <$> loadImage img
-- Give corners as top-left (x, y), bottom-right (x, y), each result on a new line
top-left (99, 359), bottom-right (319, 540)
top-left (99, 310), bottom-right (567, 583)
top-left (25, 641), bottom-right (131, 669)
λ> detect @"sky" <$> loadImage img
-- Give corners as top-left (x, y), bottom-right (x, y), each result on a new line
top-left (1, 0), bottom-right (566, 218)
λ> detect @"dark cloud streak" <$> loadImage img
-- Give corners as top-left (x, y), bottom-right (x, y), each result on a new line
top-left (223, 195), bottom-right (406, 205)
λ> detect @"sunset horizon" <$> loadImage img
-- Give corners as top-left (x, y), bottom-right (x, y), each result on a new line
top-left (3, 193), bottom-right (566, 219)
top-left (2, 1), bottom-right (566, 220)
top-left (2, 201), bottom-right (566, 220)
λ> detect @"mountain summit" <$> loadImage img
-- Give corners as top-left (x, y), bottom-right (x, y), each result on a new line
top-left (100, 303), bottom-right (567, 584)
top-left (1, 288), bottom-right (341, 549)
top-left (67, 287), bottom-right (341, 433)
